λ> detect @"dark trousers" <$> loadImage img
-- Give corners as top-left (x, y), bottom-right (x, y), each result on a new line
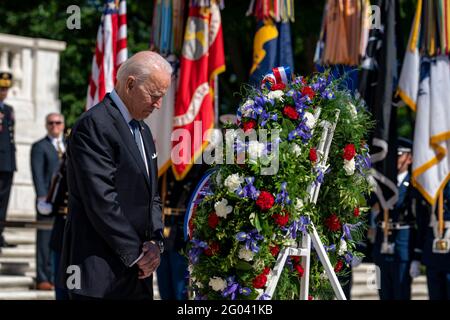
top-left (377, 260), bottom-right (412, 300)
top-left (156, 250), bottom-right (189, 300)
top-left (36, 215), bottom-right (53, 283)
top-left (52, 250), bottom-right (69, 300)
top-left (0, 172), bottom-right (13, 245)
top-left (426, 267), bottom-right (450, 300)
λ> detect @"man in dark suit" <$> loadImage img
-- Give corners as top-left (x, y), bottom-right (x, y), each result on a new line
top-left (59, 51), bottom-right (171, 300)
top-left (0, 71), bottom-right (16, 250)
top-left (31, 113), bottom-right (66, 290)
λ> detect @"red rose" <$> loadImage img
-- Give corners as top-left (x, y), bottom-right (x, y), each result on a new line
top-left (263, 267), bottom-right (271, 275)
top-left (204, 242), bottom-right (220, 256)
top-left (208, 213), bottom-right (219, 228)
top-left (272, 212), bottom-right (290, 226)
top-left (334, 260), bottom-right (344, 273)
top-left (308, 295), bottom-right (314, 300)
top-left (353, 207), bottom-right (360, 217)
top-left (271, 83), bottom-right (286, 91)
top-left (269, 244), bottom-right (280, 257)
top-left (283, 106), bottom-right (299, 120)
top-left (301, 86), bottom-right (315, 99)
top-left (324, 214), bottom-right (341, 232)
top-left (252, 274), bottom-right (268, 289)
top-left (291, 256), bottom-right (300, 264)
top-left (243, 119), bottom-right (257, 132)
top-left (343, 144), bottom-right (356, 161)
top-left (295, 264), bottom-right (304, 277)
top-left (309, 148), bottom-right (318, 163)
top-left (256, 191), bottom-right (275, 211)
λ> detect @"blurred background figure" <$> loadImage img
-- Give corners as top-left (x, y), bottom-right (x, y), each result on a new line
top-left (372, 137), bottom-right (427, 300)
top-left (0, 71), bottom-right (16, 251)
top-left (414, 182), bottom-right (450, 300)
top-left (30, 113), bottom-right (65, 290)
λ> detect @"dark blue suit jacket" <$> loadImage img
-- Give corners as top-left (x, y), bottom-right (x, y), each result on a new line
top-left (30, 136), bottom-right (60, 199)
top-left (59, 94), bottom-right (163, 299)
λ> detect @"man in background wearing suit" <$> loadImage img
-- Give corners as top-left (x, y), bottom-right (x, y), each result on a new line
top-left (0, 71), bottom-right (16, 250)
top-left (31, 113), bottom-right (65, 290)
top-left (59, 51), bottom-right (170, 300)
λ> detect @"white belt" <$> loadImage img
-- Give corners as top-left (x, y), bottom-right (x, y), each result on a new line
top-left (378, 222), bottom-right (411, 230)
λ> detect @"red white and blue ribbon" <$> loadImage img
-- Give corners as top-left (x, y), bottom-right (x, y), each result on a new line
top-left (261, 66), bottom-right (292, 90)
top-left (184, 168), bottom-right (217, 240)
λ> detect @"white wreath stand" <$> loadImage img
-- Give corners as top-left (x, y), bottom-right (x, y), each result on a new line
top-left (264, 109), bottom-right (347, 300)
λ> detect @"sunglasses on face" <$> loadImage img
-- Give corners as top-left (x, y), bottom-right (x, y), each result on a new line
top-left (47, 121), bottom-right (63, 125)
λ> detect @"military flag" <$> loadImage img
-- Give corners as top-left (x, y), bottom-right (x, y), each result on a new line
top-left (397, 0), bottom-right (450, 204)
top-left (171, 1), bottom-right (225, 180)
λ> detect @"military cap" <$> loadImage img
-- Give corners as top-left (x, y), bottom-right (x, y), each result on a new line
top-left (0, 72), bottom-right (12, 88)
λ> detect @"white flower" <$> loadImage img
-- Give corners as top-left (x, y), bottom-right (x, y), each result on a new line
top-left (348, 103), bottom-right (358, 119)
top-left (267, 90), bottom-right (284, 101)
top-left (304, 111), bottom-right (316, 129)
top-left (294, 198), bottom-right (304, 212)
top-left (338, 238), bottom-right (348, 256)
top-left (224, 173), bottom-right (244, 192)
top-left (195, 281), bottom-right (204, 289)
top-left (239, 99), bottom-right (254, 117)
top-left (214, 198), bottom-right (233, 218)
top-left (283, 239), bottom-right (298, 247)
top-left (291, 143), bottom-right (302, 157)
top-left (248, 141), bottom-right (265, 161)
top-left (343, 158), bottom-right (355, 176)
top-left (238, 246), bottom-right (255, 262)
top-left (209, 277), bottom-right (227, 292)
top-left (188, 264), bottom-right (194, 275)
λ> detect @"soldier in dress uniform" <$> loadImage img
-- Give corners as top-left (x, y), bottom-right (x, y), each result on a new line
top-left (156, 164), bottom-right (207, 300)
top-left (0, 71), bottom-right (16, 249)
top-left (413, 182), bottom-right (450, 300)
top-left (372, 137), bottom-right (427, 300)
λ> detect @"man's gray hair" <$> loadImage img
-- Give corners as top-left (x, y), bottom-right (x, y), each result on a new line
top-left (46, 112), bottom-right (64, 123)
top-left (116, 51), bottom-right (173, 84)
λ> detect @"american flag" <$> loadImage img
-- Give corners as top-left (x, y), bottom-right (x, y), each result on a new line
top-left (86, 0), bottom-right (127, 109)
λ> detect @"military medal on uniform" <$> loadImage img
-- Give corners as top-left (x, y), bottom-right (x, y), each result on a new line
top-left (381, 208), bottom-right (395, 255)
top-left (432, 191), bottom-right (450, 254)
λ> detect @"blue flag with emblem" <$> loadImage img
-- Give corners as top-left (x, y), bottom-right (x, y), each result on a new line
top-left (249, 19), bottom-right (294, 86)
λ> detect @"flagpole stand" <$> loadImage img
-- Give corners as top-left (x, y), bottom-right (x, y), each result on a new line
top-left (263, 110), bottom-right (346, 300)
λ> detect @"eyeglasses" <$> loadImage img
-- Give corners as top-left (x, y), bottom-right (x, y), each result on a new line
top-left (47, 121), bottom-right (63, 125)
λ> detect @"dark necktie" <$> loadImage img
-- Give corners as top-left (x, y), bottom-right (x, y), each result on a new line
top-left (129, 119), bottom-right (146, 165)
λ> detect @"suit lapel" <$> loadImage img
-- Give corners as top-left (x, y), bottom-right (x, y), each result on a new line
top-left (104, 95), bottom-right (151, 190)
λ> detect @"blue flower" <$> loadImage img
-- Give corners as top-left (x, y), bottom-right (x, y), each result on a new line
top-left (275, 182), bottom-right (291, 207)
top-left (236, 229), bottom-right (264, 253)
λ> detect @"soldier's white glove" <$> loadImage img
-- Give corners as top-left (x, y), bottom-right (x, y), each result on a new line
top-left (409, 260), bottom-right (421, 278)
top-left (37, 200), bottom-right (52, 215)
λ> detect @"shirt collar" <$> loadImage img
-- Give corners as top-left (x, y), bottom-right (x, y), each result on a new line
top-left (47, 134), bottom-right (63, 143)
top-left (397, 171), bottom-right (409, 186)
top-left (110, 89), bottom-right (133, 125)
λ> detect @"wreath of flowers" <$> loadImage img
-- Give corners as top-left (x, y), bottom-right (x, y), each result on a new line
top-left (186, 69), bottom-right (374, 300)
